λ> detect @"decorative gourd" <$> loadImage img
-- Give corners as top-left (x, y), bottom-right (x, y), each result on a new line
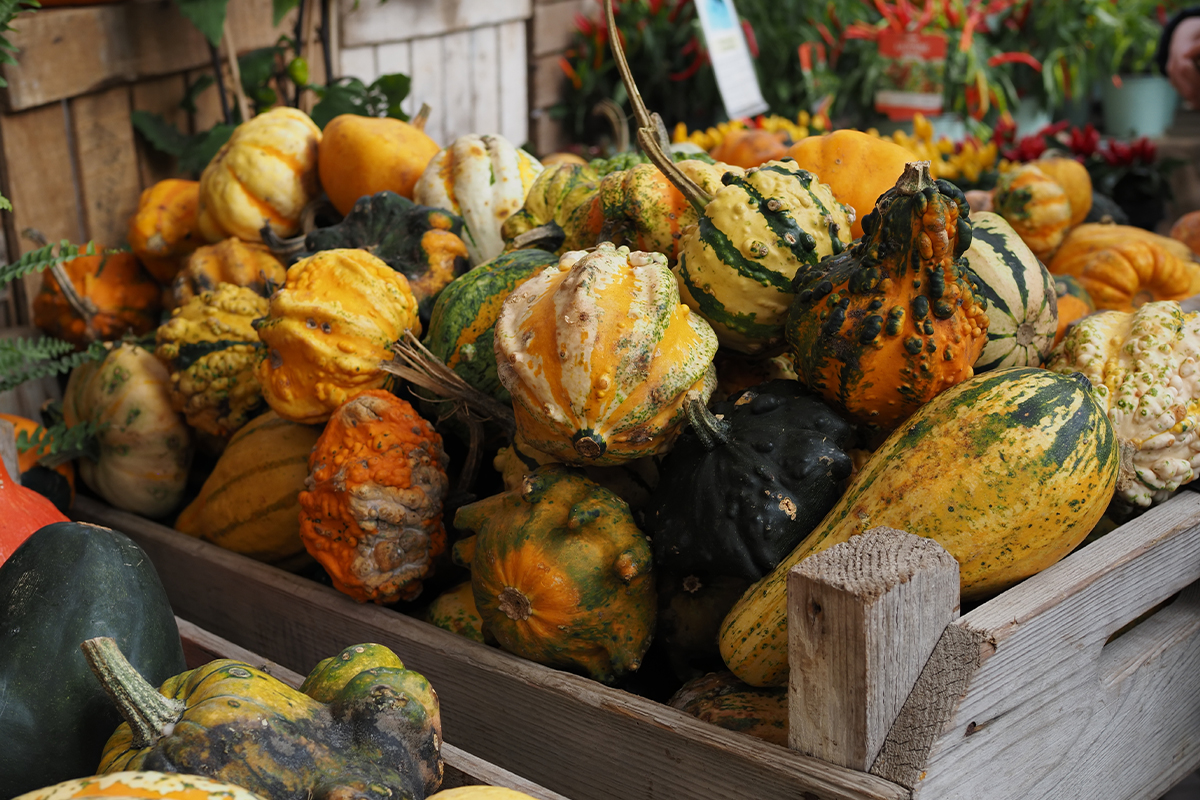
top-left (668, 671), bottom-right (788, 746)
top-left (62, 343), bottom-right (192, 518)
top-left (0, 445), bottom-right (67, 567)
top-left (174, 411), bottom-right (322, 562)
top-left (299, 191), bottom-right (470, 323)
top-left (13, 771), bottom-right (269, 800)
top-left (672, 160), bottom-right (854, 353)
top-left (719, 367), bottom-right (1119, 686)
top-left (414, 134), bottom-right (544, 266)
top-left (423, 249), bottom-right (558, 403)
top-left (499, 161), bottom-right (608, 254)
top-left (785, 129), bottom-right (913, 238)
top-left (709, 128), bottom-right (789, 169)
top-left (454, 465), bottom-right (655, 683)
top-left (992, 163), bottom-right (1071, 262)
top-left (494, 242), bottom-right (719, 465)
top-left (1169, 209), bottom-right (1200, 254)
top-left (1084, 192), bottom-right (1129, 225)
top-left (0, 522), bottom-right (186, 797)
top-left (657, 573), bottom-right (752, 680)
top-left (787, 161), bottom-right (990, 432)
top-left (425, 581), bottom-right (487, 644)
top-left (172, 237), bottom-right (287, 306)
top-left (1053, 274), bottom-right (1095, 345)
top-left (92, 638), bottom-right (442, 800)
top-left (428, 790), bottom-right (540, 800)
top-left (198, 107), bottom-right (322, 243)
top-left (1055, 221), bottom-right (1193, 264)
top-left (254, 249), bottom-right (421, 424)
top-left (643, 380), bottom-right (855, 582)
top-left (1045, 301), bottom-right (1200, 507)
top-left (299, 390), bottom-right (449, 604)
top-left (540, 152), bottom-right (588, 167)
top-left (711, 350), bottom-right (797, 401)
top-left (155, 283), bottom-right (267, 441)
top-left (319, 113), bottom-right (441, 214)
top-left (127, 179), bottom-right (203, 284)
top-left (964, 211), bottom-right (1058, 371)
top-left (1048, 223), bottom-right (1200, 311)
top-left (1035, 155), bottom-right (1093, 228)
top-left (0, 413), bottom-right (74, 514)
top-left (33, 251), bottom-right (162, 349)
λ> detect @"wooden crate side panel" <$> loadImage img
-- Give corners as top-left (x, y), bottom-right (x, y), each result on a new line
top-left (497, 20), bottom-right (528, 147)
top-left (409, 37), bottom-right (445, 147)
top-left (908, 492), bottom-right (1200, 799)
top-left (131, 75), bottom-right (190, 189)
top-left (339, 0), bottom-right (531, 48)
top-left (470, 26), bottom-right (500, 137)
top-left (70, 86), bottom-right (142, 249)
top-left (440, 31), bottom-right (473, 144)
top-left (72, 497), bottom-right (907, 800)
top-left (375, 42), bottom-right (413, 117)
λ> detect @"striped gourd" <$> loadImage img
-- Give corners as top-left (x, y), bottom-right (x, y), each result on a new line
top-left (423, 249), bottom-right (557, 403)
top-left (719, 366), bottom-right (1119, 686)
top-left (495, 242), bottom-right (719, 466)
top-left (965, 211), bottom-right (1058, 371)
top-left (414, 134), bottom-right (543, 266)
top-left (674, 160), bottom-right (854, 354)
top-left (174, 410), bottom-right (321, 562)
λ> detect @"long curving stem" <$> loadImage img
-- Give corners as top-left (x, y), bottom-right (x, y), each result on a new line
top-left (603, 0), bottom-right (712, 213)
top-left (82, 637), bottom-right (185, 750)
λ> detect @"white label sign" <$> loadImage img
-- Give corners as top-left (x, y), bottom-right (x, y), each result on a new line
top-left (694, 0), bottom-right (769, 120)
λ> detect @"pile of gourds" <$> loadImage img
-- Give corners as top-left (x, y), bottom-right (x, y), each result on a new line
top-left (12, 0), bottom-right (1200, 757)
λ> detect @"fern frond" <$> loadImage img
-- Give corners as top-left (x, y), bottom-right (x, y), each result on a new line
top-left (0, 240), bottom-right (96, 288)
top-left (16, 416), bottom-right (105, 467)
top-left (0, 337), bottom-right (106, 393)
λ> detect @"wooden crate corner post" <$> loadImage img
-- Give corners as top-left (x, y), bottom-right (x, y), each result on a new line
top-left (787, 527), bottom-right (960, 771)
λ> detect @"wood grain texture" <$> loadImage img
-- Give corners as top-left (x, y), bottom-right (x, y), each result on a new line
top-left (910, 491), bottom-right (1200, 799)
top-left (532, 0), bottom-right (588, 57)
top-left (497, 20), bottom-right (528, 147)
top-left (339, 46), bottom-right (378, 85)
top-left (409, 37), bottom-right (445, 147)
top-left (470, 26), bottom-right (499, 136)
top-left (338, 0), bottom-right (532, 48)
top-left (70, 86), bottom-right (141, 248)
top-left (0, 418), bottom-right (16, 483)
top-left (131, 74), bottom-right (189, 189)
top-left (789, 528), bottom-right (960, 771)
top-left (441, 31), bottom-right (473, 145)
top-left (73, 497), bottom-right (907, 800)
top-left (375, 42), bottom-right (413, 117)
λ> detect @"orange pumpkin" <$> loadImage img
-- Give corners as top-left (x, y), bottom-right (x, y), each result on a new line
top-left (32, 251), bottom-right (162, 349)
top-left (298, 390), bottom-right (449, 604)
top-left (319, 114), bottom-right (441, 215)
top-left (126, 179), bottom-right (203, 284)
top-left (1169, 209), bottom-right (1200, 255)
top-left (1048, 224), bottom-right (1200, 311)
top-left (540, 152), bottom-right (588, 167)
top-left (785, 130), bottom-right (913, 238)
top-left (992, 164), bottom-right (1071, 262)
top-left (1052, 275), bottom-right (1095, 345)
top-left (1035, 156), bottom-right (1092, 228)
top-left (172, 237), bottom-right (287, 305)
top-left (708, 128), bottom-right (789, 169)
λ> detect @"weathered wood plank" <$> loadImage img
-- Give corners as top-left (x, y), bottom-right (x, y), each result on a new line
top-left (339, 45), bottom-right (378, 85)
top-left (131, 74), bottom-right (189, 189)
top-left (908, 492), bottom-right (1200, 799)
top-left (409, 37), bottom-right (445, 147)
top-left (375, 42), bottom-right (413, 117)
top-left (339, 0), bottom-right (532, 49)
top-left (789, 528), bottom-right (959, 771)
top-left (497, 20), bottom-right (528, 147)
top-left (0, 418), bottom-right (16, 484)
top-left (70, 86), bottom-right (141, 248)
top-left (441, 31), bottom-right (473, 144)
top-left (74, 496), bottom-right (907, 800)
top-left (470, 26), bottom-right (499, 136)
top-left (531, 52), bottom-right (565, 114)
top-left (532, 0), bottom-right (587, 57)
top-left (187, 68), bottom-right (228, 135)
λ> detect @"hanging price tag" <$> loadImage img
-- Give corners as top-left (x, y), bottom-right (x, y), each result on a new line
top-left (873, 29), bottom-right (947, 120)
top-left (695, 0), bottom-right (768, 120)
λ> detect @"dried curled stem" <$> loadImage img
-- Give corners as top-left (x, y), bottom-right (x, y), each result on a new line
top-left (23, 227), bottom-right (99, 340)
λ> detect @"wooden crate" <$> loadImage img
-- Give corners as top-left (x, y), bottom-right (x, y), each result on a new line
top-left (175, 617), bottom-right (569, 798)
top-left (73, 491), bottom-right (1200, 800)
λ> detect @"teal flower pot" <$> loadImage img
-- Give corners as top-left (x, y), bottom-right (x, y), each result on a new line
top-left (1101, 74), bottom-right (1179, 138)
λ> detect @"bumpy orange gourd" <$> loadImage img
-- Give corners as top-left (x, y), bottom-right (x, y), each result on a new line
top-left (1049, 224), bottom-right (1200, 311)
top-left (992, 163), bottom-right (1071, 262)
top-left (786, 129), bottom-right (913, 238)
top-left (172, 237), bottom-right (287, 305)
top-left (1170, 209), bottom-right (1200, 254)
top-left (127, 179), bottom-right (203, 284)
top-left (1035, 156), bottom-right (1092, 228)
top-left (254, 249), bottom-right (421, 424)
top-left (299, 390), bottom-right (449, 604)
top-left (319, 114), bottom-right (441, 215)
top-left (709, 128), bottom-right (789, 169)
top-left (33, 251), bottom-right (162, 349)
top-left (198, 107), bottom-right (322, 243)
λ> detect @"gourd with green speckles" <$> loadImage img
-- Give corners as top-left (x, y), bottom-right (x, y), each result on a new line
top-left (720, 366), bottom-right (1119, 686)
top-left (62, 343), bottom-right (192, 518)
top-left (1046, 301), bottom-right (1200, 507)
top-left (992, 163), bottom-right (1071, 263)
top-left (494, 242), bottom-right (718, 466)
top-left (14, 771), bottom-right (270, 800)
top-left (786, 161), bottom-right (990, 433)
top-left (92, 638), bottom-right (442, 800)
top-left (155, 283), bottom-right (268, 442)
top-left (453, 465), bottom-right (655, 683)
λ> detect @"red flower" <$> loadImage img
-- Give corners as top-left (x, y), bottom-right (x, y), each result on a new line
top-left (1102, 139), bottom-right (1135, 167)
top-left (1132, 137), bottom-right (1157, 164)
top-left (1066, 124), bottom-right (1100, 158)
top-left (1003, 134), bottom-right (1047, 162)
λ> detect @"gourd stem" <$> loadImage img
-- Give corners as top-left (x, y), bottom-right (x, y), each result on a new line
top-left (895, 161), bottom-right (935, 196)
top-left (684, 397), bottom-right (730, 451)
top-left (604, 0), bottom-right (711, 214)
top-left (49, 261), bottom-right (99, 339)
top-left (222, 20), bottom-right (252, 123)
top-left (260, 224), bottom-right (308, 263)
top-left (413, 103), bottom-right (432, 133)
top-left (81, 637), bottom-right (185, 750)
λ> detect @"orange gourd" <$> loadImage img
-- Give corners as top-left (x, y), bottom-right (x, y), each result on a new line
top-left (319, 114), bottom-right (441, 215)
top-left (992, 164), bottom-right (1071, 262)
top-left (32, 251), bottom-right (162, 349)
top-left (127, 179), bottom-right (203, 284)
top-left (0, 413), bottom-right (75, 509)
top-left (298, 390), bottom-right (449, 604)
top-left (172, 237), bottom-right (287, 305)
top-left (785, 129), bottom-right (913, 238)
top-left (1169, 209), bottom-right (1200, 255)
top-left (1035, 156), bottom-right (1092, 228)
top-left (708, 128), bottom-right (788, 169)
top-left (1048, 224), bottom-right (1200, 311)
top-left (1052, 275), bottom-right (1095, 345)
top-left (0, 443), bottom-right (68, 567)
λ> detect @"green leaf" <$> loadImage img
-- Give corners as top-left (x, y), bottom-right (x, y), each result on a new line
top-left (131, 110), bottom-right (192, 157)
top-left (0, 240), bottom-right (96, 289)
top-left (172, 0), bottom-right (229, 47)
top-left (178, 124), bottom-right (236, 174)
top-left (16, 413), bottom-right (107, 467)
top-left (272, 0), bottom-right (299, 26)
top-left (310, 80), bottom-right (369, 128)
top-left (371, 73), bottom-right (412, 120)
top-left (181, 74), bottom-right (215, 114)
top-left (0, 338), bottom-right (107, 394)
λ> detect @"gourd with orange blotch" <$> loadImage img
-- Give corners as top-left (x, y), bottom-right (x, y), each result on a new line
top-left (992, 163), bottom-right (1071, 262)
top-left (786, 161), bottom-right (990, 432)
top-left (126, 179), bottom-right (203, 284)
top-left (299, 390), bottom-right (449, 604)
top-left (494, 241), bottom-right (719, 466)
top-left (709, 128), bottom-right (789, 169)
top-left (33, 251), bottom-right (161, 350)
top-left (172, 237), bottom-right (286, 306)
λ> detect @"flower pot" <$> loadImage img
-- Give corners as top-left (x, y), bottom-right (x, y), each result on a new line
top-left (1013, 97), bottom-right (1051, 138)
top-left (1101, 74), bottom-right (1179, 138)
